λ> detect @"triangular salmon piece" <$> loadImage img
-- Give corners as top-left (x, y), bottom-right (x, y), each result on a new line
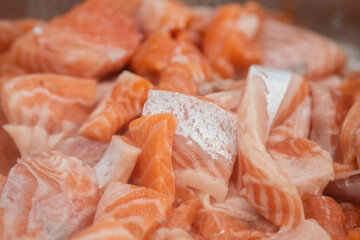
top-left (268, 138), bottom-right (334, 200)
top-left (11, 0), bottom-right (141, 78)
top-left (79, 71), bottom-right (153, 142)
top-left (94, 182), bottom-right (173, 240)
top-left (138, 0), bottom-right (194, 35)
top-left (93, 136), bottom-right (140, 191)
top-left (129, 113), bottom-right (177, 197)
top-left (69, 218), bottom-right (135, 240)
top-left (236, 65), bottom-right (306, 227)
top-left (143, 90), bottom-right (237, 202)
top-left (0, 151), bottom-right (100, 239)
top-left (202, 3), bottom-right (264, 78)
top-left (261, 18), bottom-right (346, 78)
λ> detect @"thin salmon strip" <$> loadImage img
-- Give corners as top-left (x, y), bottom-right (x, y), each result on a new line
top-left (132, 32), bottom-right (210, 95)
top-left (129, 113), bottom-right (177, 197)
top-left (203, 3), bottom-right (264, 78)
top-left (341, 96), bottom-right (360, 167)
top-left (93, 136), bottom-right (140, 191)
top-left (143, 90), bottom-right (237, 202)
top-left (70, 218), bottom-right (135, 240)
top-left (139, 0), bottom-right (194, 35)
top-left (79, 71), bottom-right (153, 142)
top-left (54, 136), bottom-right (108, 167)
top-left (304, 196), bottom-right (348, 240)
top-left (11, 0), bottom-right (141, 78)
top-left (236, 66), bottom-right (306, 227)
top-left (267, 96), bottom-right (311, 148)
top-left (1, 73), bottom-right (96, 134)
top-left (0, 151), bottom-right (100, 239)
top-left (94, 182), bottom-right (173, 240)
top-left (268, 138), bottom-right (334, 200)
top-left (261, 18), bottom-right (346, 78)
top-left (0, 19), bottom-right (43, 52)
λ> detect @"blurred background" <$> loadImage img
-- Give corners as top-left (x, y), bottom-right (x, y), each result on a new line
top-left (1, 0), bottom-right (359, 69)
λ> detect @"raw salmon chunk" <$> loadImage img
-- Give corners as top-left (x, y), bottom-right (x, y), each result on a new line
top-left (260, 18), bottom-right (346, 78)
top-left (203, 3), bottom-right (263, 78)
top-left (94, 182), bottom-right (173, 240)
top-left (70, 218), bottom-right (135, 240)
top-left (0, 151), bottom-right (100, 239)
top-left (274, 220), bottom-right (331, 240)
top-left (79, 71), bottom-right (153, 142)
top-left (139, 0), bottom-right (194, 35)
top-left (236, 66), bottom-right (306, 227)
top-left (268, 138), bottom-right (334, 200)
top-left (93, 136), bottom-right (140, 191)
top-left (11, 0), bottom-right (141, 78)
top-left (129, 113), bottom-right (177, 197)
top-left (143, 90), bottom-right (237, 202)
top-left (304, 196), bottom-right (348, 240)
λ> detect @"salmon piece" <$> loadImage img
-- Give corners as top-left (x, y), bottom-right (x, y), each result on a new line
top-left (95, 80), bottom-right (117, 105)
top-left (206, 89), bottom-right (243, 112)
top-left (69, 218), bottom-right (135, 240)
top-left (341, 203), bottom-right (360, 232)
top-left (94, 182), bottom-right (173, 239)
top-left (203, 3), bottom-right (264, 78)
top-left (340, 96), bottom-right (360, 166)
top-left (138, 0), bottom-right (194, 35)
top-left (54, 136), bottom-right (108, 167)
top-left (12, 1), bottom-right (141, 78)
top-left (304, 196), bottom-right (347, 240)
top-left (1, 73), bottom-right (96, 134)
top-left (0, 151), bottom-right (100, 239)
top-left (143, 90), bottom-right (237, 202)
top-left (93, 136), bottom-right (140, 191)
top-left (267, 96), bottom-right (311, 148)
top-left (261, 18), bottom-right (346, 78)
top-left (310, 78), bottom-right (352, 163)
top-left (324, 173), bottom-right (360, 205)
top-left (268, 138), bottom-right (334, 200)
top-left (236, 66), bottom-right (307, 227)
top-left (274, 219), bottom-right (331, 240)
top-left (198, 79), bottom-right (245, 95)
top-left (349, 228), bottom-right (360, 240)
top-left (194, 209), bottom-right (269, 240)
top-left (79, 71), bottom-right (153, 142)
top-left (0, 19), bottom-right (43, 52)
top-left (132, 32), bottom-right (210, 95)
top-left (129, 113), bottom-right (177, 197)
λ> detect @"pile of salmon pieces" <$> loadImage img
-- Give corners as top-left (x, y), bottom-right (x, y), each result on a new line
top-left (0, 0), bottom-right (359, 239)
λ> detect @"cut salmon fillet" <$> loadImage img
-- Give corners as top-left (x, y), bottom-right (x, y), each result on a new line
top-left (0, 19), bottom-right (43, 53)
top-left (94, 182), bottom-right (173, 240)
top-left (203, 3), bottom-right (264, 78)
top-left (0, 151), bottom-right (100, 239)
top-left (70, 218), bottom-right (135, 240)
top-left (138, 0), bottom-right (194, 35)
top-left (79, 71), bottom-right (153, 142)
top-left (11, 0), bottom-right (141, 78)
top-left (143, 90), bottom-right (237, 202)
top-left (205, 89), bottom-right (244, 112)
top-left (54, 136), bottom-right (108, 167)
top-left (260, 18), bottom-right (346, 78)
top-left (267, 96), bottom-right (311, 148)
top-left (268, 138), bottom-right (334, 200)
top-left (1, 73), bottom-right (96, 134)
top-left (132, 32), bottom-right (210, 95)
top-left (304, 196), bottom-right (348, 240)
top-left (93, 135), bottom-right (140, 191)
top-left (129, 113), bottom-right (177, 197)
top-left (236, 66), bottom-right (307, 227)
